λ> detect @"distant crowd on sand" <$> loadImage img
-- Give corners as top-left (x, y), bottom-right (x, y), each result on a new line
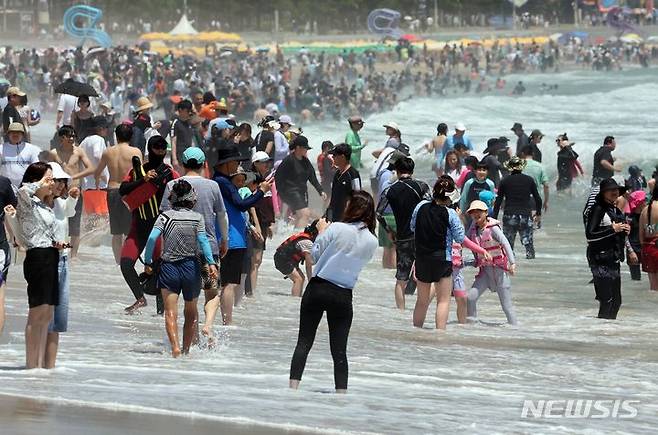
top-left (0, 33), bottom-right (654, 129)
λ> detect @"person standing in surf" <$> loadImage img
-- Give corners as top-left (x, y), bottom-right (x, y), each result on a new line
top-left (289, 191), bottom-right (378, 393)
top-left (376, 157), bottom-right (431, 310)
top-left (143, 179), bottom-right (218, 357)
top-left (119, 136), bottom-right (178, 314)
top-left (585, 178), bottom-right (628, 319)
top-left (466, 200), bottom-right (518, 325)
top-left (409, 176), bottom-right (465, 330)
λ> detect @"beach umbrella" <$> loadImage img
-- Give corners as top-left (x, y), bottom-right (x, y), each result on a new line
top-left (400, 34), bottom-right (422, 42)
top-left (549, 33), bottom-right (563, 42)
top-left (54, 79), bottom-right (99, 97)
top-left (620, 33), bottom-right (642, 43)
top-left (86, 47), bottom-right (106, 58)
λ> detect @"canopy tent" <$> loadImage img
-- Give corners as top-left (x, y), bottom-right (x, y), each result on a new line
top-left (169, 14), bottom-right (197, 36)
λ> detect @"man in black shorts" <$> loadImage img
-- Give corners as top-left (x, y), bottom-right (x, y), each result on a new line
top-left (377, 156), bottom-right (431, 310)
top-left (204, 146), bottom-right (270, 330)
top-left (94, 123), bottom-right (143, 264)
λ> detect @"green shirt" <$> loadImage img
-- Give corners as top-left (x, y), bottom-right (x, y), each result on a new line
top-left (345, 130), bottom-right (365, 168)
top-left (523, 159), bottom-right (548, 197)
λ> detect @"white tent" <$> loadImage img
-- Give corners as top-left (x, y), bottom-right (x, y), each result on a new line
top-left (169, 14), bottom-right (198, 35)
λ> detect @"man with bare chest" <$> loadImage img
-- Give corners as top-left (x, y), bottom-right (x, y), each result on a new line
top-left (93, 123), bottom-right (142, 263)
top-left (46, 125), bottom-right (95, 258)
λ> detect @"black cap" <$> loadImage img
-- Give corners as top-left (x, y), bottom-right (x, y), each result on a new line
top-left (398, 143), bottom-right (410, 156)
top-left (291, 135), bottom-right (312, 149)
top-left (511, 122), bottom-right (523, 131)
top-left (328, 143), bottom-right (351, 159)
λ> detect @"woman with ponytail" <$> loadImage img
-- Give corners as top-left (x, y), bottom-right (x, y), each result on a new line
top-left (409, 176), bottom-right (466, 330)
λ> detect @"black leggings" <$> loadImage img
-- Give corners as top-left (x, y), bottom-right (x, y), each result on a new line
top-left (591, 263), bottom-right (622, 319)
top-left (290, 277), bottom-right (353, 390)
top-left (120, 218), bottom-right (163, 311)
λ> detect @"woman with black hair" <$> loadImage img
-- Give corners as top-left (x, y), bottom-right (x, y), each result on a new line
top-left (289, 190), bottom-right (378, 393)
top-left (410, 176), bottom-right (465, 330)
top-left (70, 95), bottom-right (95, 141)
top-left (585, 178), bottom-right (629, 319)
top-left (143, 179), bottom-right (217, 358)
top-left (14, 162), bottom-right (66, 368)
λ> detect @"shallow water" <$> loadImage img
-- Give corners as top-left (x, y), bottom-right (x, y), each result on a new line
top-left (2, 68), bottom-right (658, 434)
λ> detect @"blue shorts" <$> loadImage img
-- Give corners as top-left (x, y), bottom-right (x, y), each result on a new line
top-left (49, 256), bottom-right (70, 333)
top-left (158, 258), bottom-right (201, 302)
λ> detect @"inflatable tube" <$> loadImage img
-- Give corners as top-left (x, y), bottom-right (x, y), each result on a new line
top-left (367, 9), bottom-right (403, 39)
top-left (63, 5), bottom-right (112, 48)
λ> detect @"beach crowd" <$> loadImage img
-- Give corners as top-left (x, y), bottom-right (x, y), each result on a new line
top-left (0, 39), bottom-right (657, 392)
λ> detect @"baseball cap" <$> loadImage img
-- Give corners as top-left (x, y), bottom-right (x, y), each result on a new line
top-left (467, 200), bottom-right (489, 214)
top-left (348, 115), bottom-right (363, 124)
top-left (252, 151), bottom-right (272, 163)
top-left (278, 115), bottom-right (294, 126)
top-left (454, 122), bottom-right (466, 131)
top-left (182, 147), bottom-right (206, 165)
top-left (511, 122), bottom-right (523, 131)
top-left (328, 143), bottom-right (351, 157)
top-left (291, 135), bottom-right (311, 149)
top-left (214, 119), bottom-right (234, 130)
top-left (383, 121), bottom-right (400, 131)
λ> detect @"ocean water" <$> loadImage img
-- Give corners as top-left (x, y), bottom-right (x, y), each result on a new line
top-left (2, 67), bottom-right (658, 434)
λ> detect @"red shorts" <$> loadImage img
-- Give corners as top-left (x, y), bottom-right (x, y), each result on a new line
top-left (641, 242), bottom-right (658, 273)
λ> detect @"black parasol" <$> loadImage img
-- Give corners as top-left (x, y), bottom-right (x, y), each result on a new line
top-left (54, 79), bottom-right (99, 97)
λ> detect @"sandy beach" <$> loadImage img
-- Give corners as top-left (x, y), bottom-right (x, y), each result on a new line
top-left (0, 393), bottom-right (329, 435)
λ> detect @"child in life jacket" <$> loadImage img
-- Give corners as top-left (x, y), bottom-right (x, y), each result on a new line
top-left (274, 220), bottom-right (320, 297)
top-left (465, 200), bottom-right (518, 325)
top-left (448, 191), bottom-right (492, 324)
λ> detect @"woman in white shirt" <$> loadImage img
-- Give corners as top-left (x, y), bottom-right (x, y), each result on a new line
top-left (289, 191), bottom-right (378, 393)
top-left (12, 162), bottom-right (66, 369)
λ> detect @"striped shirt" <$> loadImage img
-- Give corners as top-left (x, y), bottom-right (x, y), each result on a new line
top-left (152, 208), bottom-right (207, 262)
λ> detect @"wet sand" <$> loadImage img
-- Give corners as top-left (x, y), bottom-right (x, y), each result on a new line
top-left (0, 393), bottom-right (327, 435)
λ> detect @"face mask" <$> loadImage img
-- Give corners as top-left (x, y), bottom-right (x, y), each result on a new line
top-left (148, 147), bottom-right (166, 166)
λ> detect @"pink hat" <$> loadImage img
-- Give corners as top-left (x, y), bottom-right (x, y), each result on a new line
top-left (629, 190), bottom-right (646, 210)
